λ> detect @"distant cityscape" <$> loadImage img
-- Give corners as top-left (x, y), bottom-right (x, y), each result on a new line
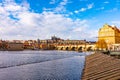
top-left (0, 35), bottom-right (95, 51)
top-left (1, 24), bottom-right (120, 51)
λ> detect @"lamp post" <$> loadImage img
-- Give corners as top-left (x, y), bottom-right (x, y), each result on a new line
top-left (84, 39), bottom-right (86, 51)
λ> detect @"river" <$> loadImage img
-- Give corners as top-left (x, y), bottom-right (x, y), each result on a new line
top-left (0, 50), bottom-right (90, 80)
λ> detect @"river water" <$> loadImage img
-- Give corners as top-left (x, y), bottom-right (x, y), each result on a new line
top-left (0, 50), bottom-right (90, 80)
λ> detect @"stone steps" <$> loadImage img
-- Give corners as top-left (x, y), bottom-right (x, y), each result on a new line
top-left (84, 58), bottom-right (120, 72)
top-left (84, 63), bottom-right (120, 75)
top-left (83, 67), bottom-right (120, 79)
top-left (82, 53), bottom-right (120, 80)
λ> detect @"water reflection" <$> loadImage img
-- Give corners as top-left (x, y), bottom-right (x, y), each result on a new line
top-left (0, 50), bottom-right (88, 80)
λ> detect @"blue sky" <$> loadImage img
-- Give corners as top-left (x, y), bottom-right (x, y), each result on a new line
top-left (0, 0), bottom-right (120, 41)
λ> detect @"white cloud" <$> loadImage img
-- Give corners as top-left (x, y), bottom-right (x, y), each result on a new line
top-left (74, 10), bottom-right (79, 14)
top-left (74, 3), bottom-right (94, 13)
top-left (49, 0), bottom-right (56, 4)
top-left (0, 0), bottom-right (97, 40)
top-left (79, 8), bottom-right (87, 12)
top-left (87, 3), bottom-right (94, 9)
top-left (44, 0), bottom-right (73, 15)
top-left (43, 0), bottom-right (69, 14)
top-left (54, 0), bottom-right (68, 13)
top-left (5, 4), bottom-right (21, 11)
top-left (74, 8), bottom-right (86, 13)
top-left (104, 1), bottom-right (109, 4)
top-left (60, 0), bottom-right (68, 5)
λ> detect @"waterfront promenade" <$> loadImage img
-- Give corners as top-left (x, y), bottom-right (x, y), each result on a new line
top-left (82, 52), bottom-right (120, 80)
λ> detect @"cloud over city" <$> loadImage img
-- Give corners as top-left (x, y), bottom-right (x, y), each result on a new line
top-left (0, 0), bottom-right (97, 40)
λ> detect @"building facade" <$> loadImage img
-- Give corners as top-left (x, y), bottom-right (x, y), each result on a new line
top-left (7, 42), bottom-right (24, 51)
top-left (97, 24), bottom-right (120, 50)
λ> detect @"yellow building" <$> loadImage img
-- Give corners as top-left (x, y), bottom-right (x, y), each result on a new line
top-left (96, 24), bottom-right (120, 50)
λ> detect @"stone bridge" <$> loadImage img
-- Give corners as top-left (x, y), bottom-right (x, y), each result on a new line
top-left (56, 44), bottom-right (95, 51)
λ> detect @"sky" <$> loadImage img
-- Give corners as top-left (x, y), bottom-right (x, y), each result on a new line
top-left (0, 0), bottom-right (120, 41)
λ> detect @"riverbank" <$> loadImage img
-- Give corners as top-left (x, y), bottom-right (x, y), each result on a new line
top-left (82, 52), bottom-right (120, 80)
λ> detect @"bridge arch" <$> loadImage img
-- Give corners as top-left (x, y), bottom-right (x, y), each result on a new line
top-left (65, 47), bottom-right (69, 50)
top-left (87, 46), bottom-right (92, 51)
top-left (71, 47), bottom-right (76, 51)
top-left (77, 46), bottom-right (82, 51)
top-left (60, 47), bottom-right (63, 50)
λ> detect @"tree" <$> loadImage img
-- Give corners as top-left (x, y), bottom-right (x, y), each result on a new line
top-left (96, 39), bottom-right (107, 50)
